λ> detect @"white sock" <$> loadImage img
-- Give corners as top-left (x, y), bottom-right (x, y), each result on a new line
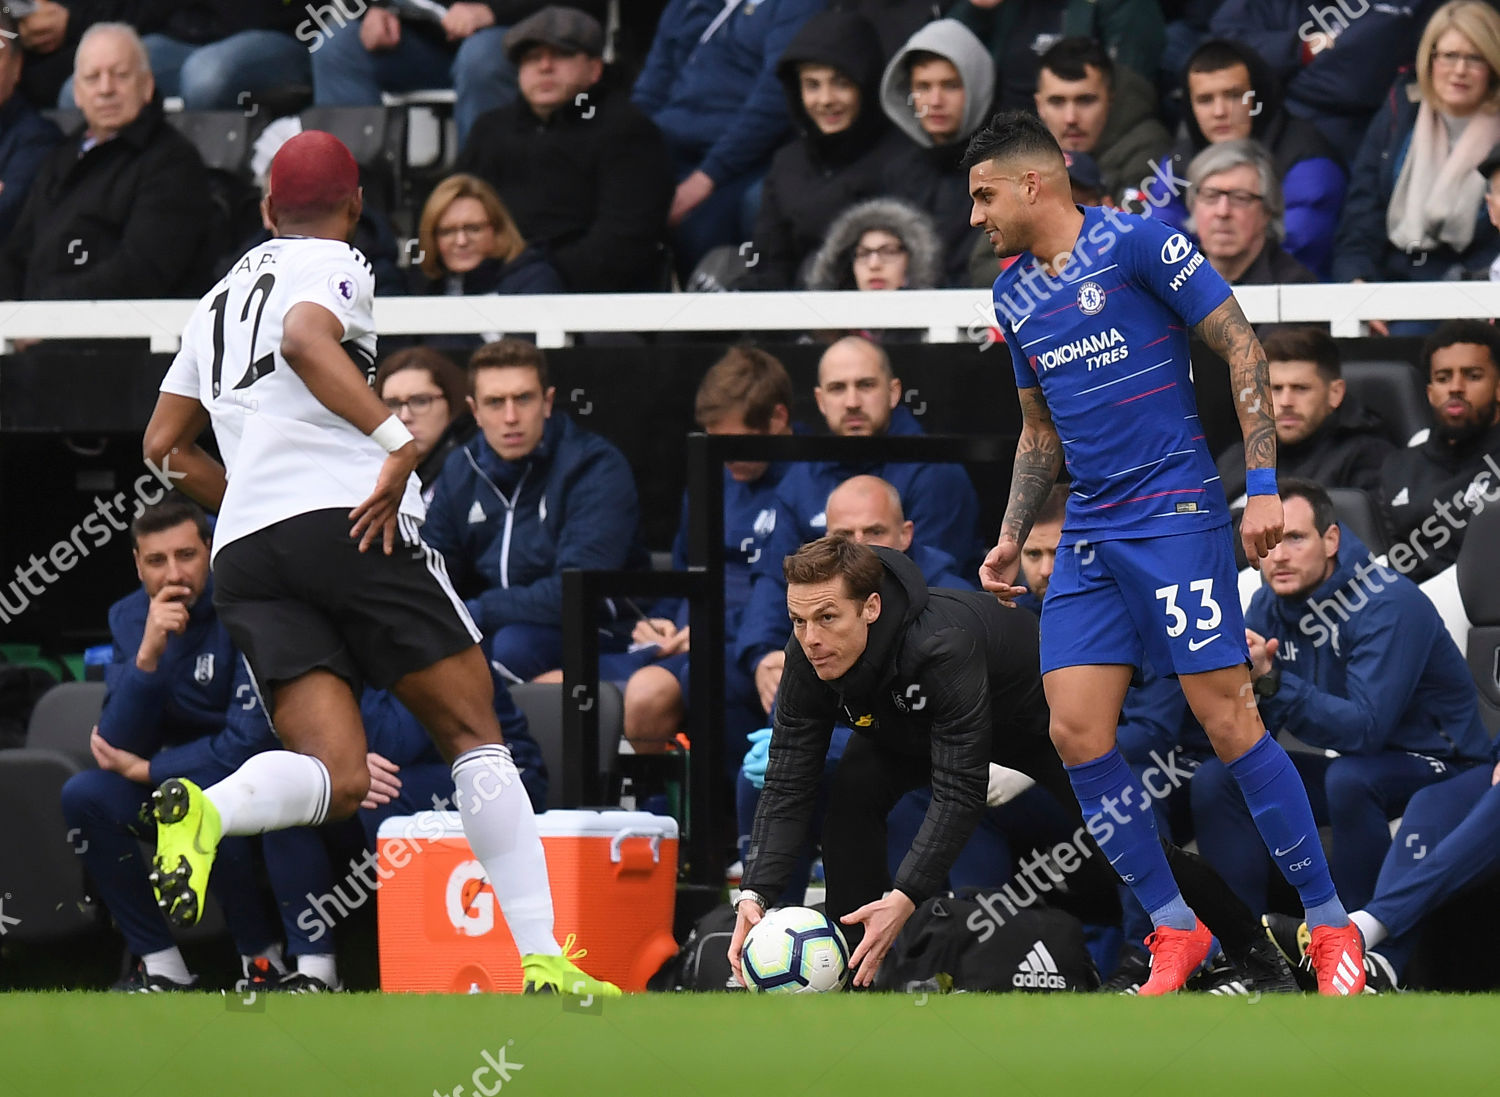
top-left (452, 744), bottom-right (559, 958)
top-left (296, 953), bottom-right (340, 988)
top-left (1349, 909), bottom-right (1387, 949)
top-left (242, 942), bottom-right (287, 976)
top-left (204, 751), bottom-right (331, 835)
top-left (142, 946), bottom-right (192, 984)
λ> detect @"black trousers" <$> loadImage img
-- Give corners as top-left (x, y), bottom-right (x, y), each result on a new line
top-left (821, 732), bottom-right (1261, 960)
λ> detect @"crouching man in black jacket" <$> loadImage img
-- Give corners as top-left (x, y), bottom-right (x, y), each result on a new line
top-left (729, 534), bottom-right (1114, 987)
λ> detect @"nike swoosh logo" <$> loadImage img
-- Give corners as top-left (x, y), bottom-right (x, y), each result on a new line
top-left (1274, 836), bottom-right (1306, 858)
top-left (1011, 314), bottom-right (1031, 332)
top-left (1108, 853), bottom-right (1126, 865)
top-left (192, 829), bottom-right (215, 856)
top-left (1187, 633), bottom-right (1221, 652)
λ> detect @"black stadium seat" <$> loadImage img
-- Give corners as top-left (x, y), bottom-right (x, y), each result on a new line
top-left (508, 682), bottom-right (623, 811)
top-left (1326, 487), bottom-right (1390, 556)
top-left (0, 749), bottom-right (103, 942)
top-left (1342, 360), bottom-right (1432, 448)
top-left (163, 110), bottom-right (252, 175)
top-left (1457, 504), bottom-right (1500, 733)
top-left (25, 681), bottom-right (106, 771)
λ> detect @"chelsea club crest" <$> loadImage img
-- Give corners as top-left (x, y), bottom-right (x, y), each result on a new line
top-left (1077, 281), bottom-right (1105, 315)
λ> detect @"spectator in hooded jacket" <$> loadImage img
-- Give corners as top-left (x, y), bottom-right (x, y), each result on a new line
top-left (0, 24), bottom-right (215, 301)
top-left (632, 0), bottom-right (825, 280)
top-left (734, 335), bottom-right (981, 713)
top-left (748, 9), bottom-right (906, 289)
top-left (423, 339), bottom-right (649, 683)
top-left (57, 1), bottom-right (310, 111)
top-left (1191, 479), bottom-right (1491, 912)
top-left (410, 174), bottom-right (565, 337)
top-left (374, 348), bottom-right (476, 504)
top-left (309, 1), bottom-right (606, 146)
top-left (1187, 139), bottom-right (1318, 285)
top-left (803, 196), bottom-right (945, 292)
top-left (458, 6), bottom-right (674, 292)
top-left (1332, 0), bottom-right (1500, 305)
top-left (948, 0), bottom-right (1165, 112)
top-left (1379, 319), bottom-right (1500, 582)
top-left (1032, 37), bottom-right (1172, 204)
top-left (0, 9), bottom-right (61, 240)
top-left (878, 18), bottom-right (995, 283)
top-left (1210, 0), bottom-right (1443, 164)
top-left (1153, 38), bottom-right (1347, 278)
top-left (1215, 327), bottom-right (1396, 503)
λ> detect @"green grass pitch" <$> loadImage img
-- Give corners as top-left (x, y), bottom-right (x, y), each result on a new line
top-left (3, 992), bottom-right (1494, 1096)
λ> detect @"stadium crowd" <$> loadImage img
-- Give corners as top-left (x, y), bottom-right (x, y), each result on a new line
top-left (2, 0), bottom-right (1500, 995)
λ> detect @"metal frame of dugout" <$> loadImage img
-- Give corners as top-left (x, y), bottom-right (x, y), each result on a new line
top-left (561, 432), bottom-right (1017, 889)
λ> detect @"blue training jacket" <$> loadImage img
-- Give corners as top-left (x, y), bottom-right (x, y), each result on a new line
top-left (631, 0), bottom-right (825, 185)
top-left (100, 581), bottom-right (275, 789)
top-left (423, 413), bottom-right (649, 633)
top-left (1247, 527), bottom-right (1492, 760)
top-left (732, 407), bottom-right (981, 676)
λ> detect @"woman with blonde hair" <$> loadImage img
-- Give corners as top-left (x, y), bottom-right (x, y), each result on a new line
top-left (412, 173), bottom-right (564, 298)
top-left (1333, 0), bottom-right (1500, 324)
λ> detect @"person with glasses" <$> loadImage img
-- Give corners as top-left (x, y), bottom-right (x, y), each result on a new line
top-left (1333, 0), bottom-right (1500, 323)
top-left (373, 347), bottom-right (474, 502)
top-left (411, 173), bottom-right (564, 335)
top-left (805, 196), bottom-right (944, 293)
top-left (1187, 139), bottom-right (1316, 286)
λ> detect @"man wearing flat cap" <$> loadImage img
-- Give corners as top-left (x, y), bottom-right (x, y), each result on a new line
top-left (310, 0), bottom-right (608, 146)
top-left (458, 6), bottom-right (674, 292)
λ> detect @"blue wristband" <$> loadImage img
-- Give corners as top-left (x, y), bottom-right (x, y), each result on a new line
top-left (1245, 468), bottom-right (1278, 497)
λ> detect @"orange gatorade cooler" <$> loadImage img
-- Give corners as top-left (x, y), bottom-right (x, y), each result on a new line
top-left (376, 809), bottom-right (680, 993)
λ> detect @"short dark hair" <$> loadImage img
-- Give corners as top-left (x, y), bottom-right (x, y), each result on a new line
top-left (1036, 483), bottom-right (1069, 527)
top-left (1420, 319), bottom-right (1500, 379)
top-left (695, 345), bottom-right (794, 431)
top-left (468, 338), bottom-right (549, 392)
top-left (1278, 476), bottom-right (1336, 535)
top-left (1185, 39), bottom-right (1254, 80)
top-left (1037, 37), bottom-right (1114, 88)
top-left (131, 493), bottom-right (211, 551)
top-left (903, 48), bottom-right (950, 76)
top-left (783, 532), bottom-right (884, 602)
top-left (1261, 326), bottom-right (1342, 383)
top-left (961, 110), bottom-right (1066, 173)
top-left (375, 346), bottom-right (467, 415)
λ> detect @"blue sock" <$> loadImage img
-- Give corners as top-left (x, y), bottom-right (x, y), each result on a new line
top-left (1067, 748), bottom-right (1195, 931)
top-left (1227, 735), bottom-right (1348, 928)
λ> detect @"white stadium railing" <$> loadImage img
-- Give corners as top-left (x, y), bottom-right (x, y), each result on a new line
top-left (0, 282), bottom-right (1496, 353)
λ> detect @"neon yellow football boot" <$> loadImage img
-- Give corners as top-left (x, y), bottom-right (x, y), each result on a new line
top-left (521, 934), bottom-right (623, 998)
top-left (148, 777), bottom-right (222, 927)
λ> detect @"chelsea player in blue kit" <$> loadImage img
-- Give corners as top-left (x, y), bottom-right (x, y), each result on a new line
top-left (965, 112), bottom-right (1366, 996)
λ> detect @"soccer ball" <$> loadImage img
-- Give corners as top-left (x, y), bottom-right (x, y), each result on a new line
top-left (741, 906), bottom-right (849, 993)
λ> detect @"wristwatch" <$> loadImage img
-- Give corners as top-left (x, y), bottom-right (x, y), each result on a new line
top-left (1252, 667), bottom-right (1281, 699)
top-left (736, 889), bottom-right (769, 912)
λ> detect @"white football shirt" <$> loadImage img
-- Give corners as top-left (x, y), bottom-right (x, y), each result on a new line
top-left (160, 237), bottom-right (424, 559)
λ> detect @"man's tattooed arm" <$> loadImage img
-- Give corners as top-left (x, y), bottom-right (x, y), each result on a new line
top-left (1194, 294), bottom-right (1276, 471)
top-left (999, 385), bottom-right (1063, 547)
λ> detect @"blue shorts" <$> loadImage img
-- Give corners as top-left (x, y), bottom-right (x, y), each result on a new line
top-left (1040, 525), bottom-right (1249, 677)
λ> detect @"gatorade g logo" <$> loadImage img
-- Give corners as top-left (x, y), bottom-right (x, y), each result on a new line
top-left (446, 861), bottom-right (495, 936)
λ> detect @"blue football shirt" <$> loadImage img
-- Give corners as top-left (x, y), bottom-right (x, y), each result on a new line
top-left (996, 205), bottom-right (1235, 546)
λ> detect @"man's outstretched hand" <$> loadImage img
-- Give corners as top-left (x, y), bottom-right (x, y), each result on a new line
top-left (842, 891), bottom-right (916, 988)
top-left (979, 538), bottom-right (1027, 606)
top-left (350, 442), bottom-right (419, 554)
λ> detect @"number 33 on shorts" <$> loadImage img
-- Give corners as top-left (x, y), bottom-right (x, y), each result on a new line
top-left (1155, 579), bottom-right (1221, 649)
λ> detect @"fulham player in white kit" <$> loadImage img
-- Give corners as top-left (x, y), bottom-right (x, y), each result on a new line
top-left (140, 131), bottom-right (618, 998)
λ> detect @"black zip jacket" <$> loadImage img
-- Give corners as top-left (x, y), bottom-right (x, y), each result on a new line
top-left (1379, 418), bottom-right (1500, 582)
top-left (1216, 400), bottom-right (1395, 501)
top-left (743, 547), bottom-right (1052, 906)
top-left (458, 77), bottom-right (673, 292)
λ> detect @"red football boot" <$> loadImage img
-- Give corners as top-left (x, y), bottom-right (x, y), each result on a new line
top-left (1138, 917), bottom-right (1213, 996)
top-left (1307, 922), bottom-right (1366, 996)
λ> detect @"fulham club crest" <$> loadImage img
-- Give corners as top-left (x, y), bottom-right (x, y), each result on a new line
top-left (1077, 281), bottom-right (1105, 315)
top-left (194, 654), bottom-right (215, 685)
